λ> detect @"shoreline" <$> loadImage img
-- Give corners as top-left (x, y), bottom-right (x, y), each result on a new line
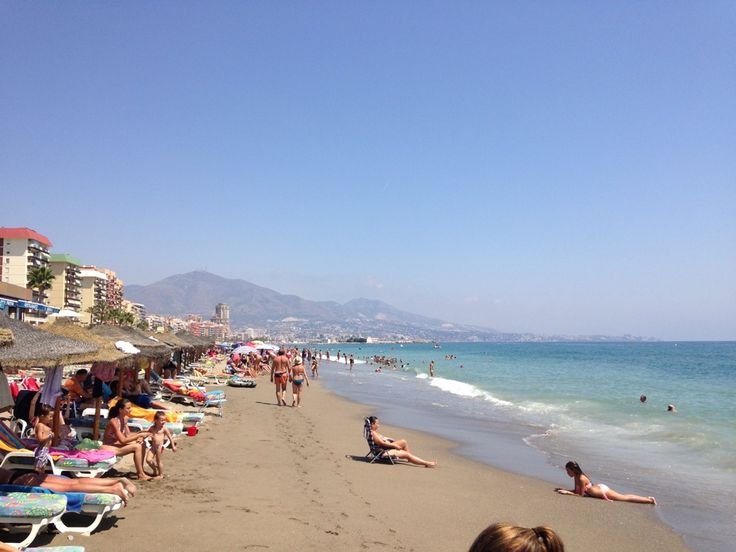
top-left (36, 372), bottom-right (691, 551)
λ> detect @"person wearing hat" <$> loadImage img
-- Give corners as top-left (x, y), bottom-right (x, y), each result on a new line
top-left (290, 356), bottom-right (310, 407)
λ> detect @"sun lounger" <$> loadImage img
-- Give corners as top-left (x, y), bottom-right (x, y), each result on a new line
top-left (0, 491), bottom-right (67, 548)
top-left (0, 451), bottom-right (117, 479)
top-left (0, 484), bottom-right (123, 537)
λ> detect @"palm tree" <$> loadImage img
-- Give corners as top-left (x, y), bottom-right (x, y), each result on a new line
top-left (27, 265), bottom-right (55, 304)
top-left (87, 302), bottom-right (110, 326)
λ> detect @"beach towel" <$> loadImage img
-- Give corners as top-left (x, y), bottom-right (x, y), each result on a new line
top-left (0, 484), bottom-right (85, 513)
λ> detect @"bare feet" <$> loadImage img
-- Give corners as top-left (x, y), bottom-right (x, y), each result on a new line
top-left (135, 472), bottom-right (152, 481)
top-left (120, 477), bottom-right (137, 497)
top-left (649, 496), bottom-right (657, 505)
top-left (426, 460), bottom-right (437, 468)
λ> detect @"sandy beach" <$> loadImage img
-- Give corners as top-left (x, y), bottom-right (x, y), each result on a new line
top-left (31, 374), bottom-right (691, 552)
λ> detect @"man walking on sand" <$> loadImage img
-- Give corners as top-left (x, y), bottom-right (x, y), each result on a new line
top-left (271, 348), bottom-right (291, 406)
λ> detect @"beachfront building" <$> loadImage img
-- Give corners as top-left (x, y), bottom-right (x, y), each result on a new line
top-left (0, 227), bottom-right (60, 321)
top-left (101, 268), bottom-right (124, 310)
top-left (0, 227), bottom-right (52, 289)
top-left (120, 299), bottom-right (146, 324)
top-left (48, 254), bottom-right (83, 313)
top-left (79, 267), bottom-right (108, 325)
top-left (188, 319), bottom-right (228, 341)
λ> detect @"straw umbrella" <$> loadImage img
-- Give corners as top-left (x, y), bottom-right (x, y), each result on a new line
top-left (41, 319), bottom-right (136, 439)
top-left (0, 313), bottom-right (106, 441)
top-left (88, 325), bottom-right (173, 403)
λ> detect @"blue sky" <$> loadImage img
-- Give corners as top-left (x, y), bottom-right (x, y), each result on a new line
top-left (2, 2), bottom-right (734, 340)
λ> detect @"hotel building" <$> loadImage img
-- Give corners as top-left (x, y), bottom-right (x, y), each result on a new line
top-left (79, 267), bottom-right (108, 325)
top-left (48, 254), bottom-right (83, 313)
top-left (0, 227), bottom-right (59, 320)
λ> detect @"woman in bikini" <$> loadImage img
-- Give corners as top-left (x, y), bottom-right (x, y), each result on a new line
top-left (556, 460), bottom-right (655, 504)
top-left (290, 357), bottom-right (310, 407)
top-left (367, 416), bottom-right (436, 468)
top-left (101, 398), bottom-right (152, 481)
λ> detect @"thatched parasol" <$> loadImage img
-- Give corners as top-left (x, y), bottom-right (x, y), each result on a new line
top-left (145, 330), bottom-right (192, 350)
top-left (0, 327), bottom-right (13, 348)
top-left (175, 331), bottom-right (214, 349)
top-left (88, 325), bottom-right (171, 361)
top-left (0, 313), bottom-right (103, 370)
top-left (40, 319), bottom-right (134, 366)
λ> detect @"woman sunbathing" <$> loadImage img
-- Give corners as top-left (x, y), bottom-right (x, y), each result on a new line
top-left (367, 416), bottom-right (436, 468)
top-left (0, 468), bottom-right (135, 505)
top-left (101, 398), bottom-right (152, 481)
top-left (556, 460), bottom-right (656, 504)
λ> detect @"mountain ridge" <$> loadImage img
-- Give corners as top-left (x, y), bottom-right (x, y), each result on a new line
top-left (124, 270), bottom-right (468, 335)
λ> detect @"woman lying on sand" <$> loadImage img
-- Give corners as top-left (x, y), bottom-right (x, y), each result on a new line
top-left (0, 468), bottom-right (135, 505)
top-left (367, 416), bottom-right (436, 468)
top-left (556, 460), bottom-right (656, 504)
top-left (469, 522), bottom-right (564, 552)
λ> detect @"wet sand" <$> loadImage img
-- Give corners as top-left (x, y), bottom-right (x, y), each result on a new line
top-left (34, 376), bottom-right (691, 551)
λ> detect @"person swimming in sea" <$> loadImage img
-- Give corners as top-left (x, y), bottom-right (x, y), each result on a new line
top-left (556, 461), bottom-right (655, 504)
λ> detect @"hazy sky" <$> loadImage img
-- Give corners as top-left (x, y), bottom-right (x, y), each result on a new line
top-left (2, 3), bottom-right (734, 340)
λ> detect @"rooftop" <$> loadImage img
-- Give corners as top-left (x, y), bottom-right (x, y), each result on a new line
top-left (0, 227), bottom-right (52, 247)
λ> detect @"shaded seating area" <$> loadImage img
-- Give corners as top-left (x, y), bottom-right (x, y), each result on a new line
top-left (0, 313), bottom-right (216, 547)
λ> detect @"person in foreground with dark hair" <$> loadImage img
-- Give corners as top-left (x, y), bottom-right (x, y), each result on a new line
top-left (556, 460), bottom-right (656, 504)
top-left (469, 522), bottom-right (564, 552)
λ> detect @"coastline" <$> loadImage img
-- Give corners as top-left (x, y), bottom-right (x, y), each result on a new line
top-left (36, 374), bottom-right (691, 551)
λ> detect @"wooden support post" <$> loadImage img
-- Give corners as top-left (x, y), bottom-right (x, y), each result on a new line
top-left (92, 396), bottom-right (102, 441)
top-left (52, 396), bottom-right (62, 447)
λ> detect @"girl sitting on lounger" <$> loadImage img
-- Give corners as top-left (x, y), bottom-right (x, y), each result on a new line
top-left (367, 416), bottom-right (436, 468)
top-left (102, 398), bottom-right (152, 481)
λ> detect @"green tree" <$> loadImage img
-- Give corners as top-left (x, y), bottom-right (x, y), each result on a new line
top-left (27, 265), bottom-right (55, 304)
top-left (87, 302), bottom-right (110, 325)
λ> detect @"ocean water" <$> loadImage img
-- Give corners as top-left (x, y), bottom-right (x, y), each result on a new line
top-left (316, 342), bottom-right (736, 552)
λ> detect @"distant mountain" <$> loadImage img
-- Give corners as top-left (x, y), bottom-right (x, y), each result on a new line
top-left (124, 271), bottom-right (465, 334)
top-left (125, 271), bottom-right (652, 342)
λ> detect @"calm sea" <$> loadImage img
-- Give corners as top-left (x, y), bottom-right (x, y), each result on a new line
top-left (315, 342), bottom-right (735, 552)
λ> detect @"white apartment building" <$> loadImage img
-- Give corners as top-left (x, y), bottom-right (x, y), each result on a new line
top-left (48, 254), bottom-right (83, 312)
top-left (0, 227), bottom-right (52, 289)
top-left (79, 267), bottom-right (108, 325)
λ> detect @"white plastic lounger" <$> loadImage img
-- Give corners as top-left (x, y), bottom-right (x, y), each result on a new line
top-left (0, 451), bottom-right (117, 479)
top-left (52, 492), bottom-right (123, 536)
top-left (0, 491), bottom-right (67, 548)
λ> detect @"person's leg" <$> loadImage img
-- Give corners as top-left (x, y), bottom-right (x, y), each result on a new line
top-left (391, 439), bottom-right (410, 452)
top-left (391, 450), bottom-right (436, 468)
top-left (275, 381), bottom-right (282, 405)
top-left (153, 448), bottom-right (164, 480)
top-left (42, 478), bottom-right (129, 505)
top-left (604, 488), bottom-right (656, 504)
top-left (131, 442), bottom-right (151, 480)
top-left (291, 383), bottom-right (297, 407)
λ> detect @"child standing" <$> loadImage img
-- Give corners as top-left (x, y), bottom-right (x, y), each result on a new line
top-left (146, 411), bottom-right (176, 479)
top-left (33, 406), bottom-right (54, 474)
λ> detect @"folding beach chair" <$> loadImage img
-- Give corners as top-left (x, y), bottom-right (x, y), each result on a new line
top-left (363, 418), bottom-right (396, 465)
